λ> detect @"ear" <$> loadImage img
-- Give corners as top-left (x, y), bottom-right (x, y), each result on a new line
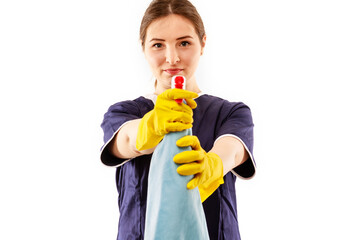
top-left (200, 34), bottom-right (207, 55)
top-left (139, 39), bottom-right (145, 52)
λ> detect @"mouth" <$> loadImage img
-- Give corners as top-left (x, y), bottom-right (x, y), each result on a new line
top-left (164, 68), bottom-right (183, 75)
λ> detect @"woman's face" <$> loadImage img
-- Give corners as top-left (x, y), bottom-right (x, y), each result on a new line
top-left (143, 14), bottom-right (206, 94)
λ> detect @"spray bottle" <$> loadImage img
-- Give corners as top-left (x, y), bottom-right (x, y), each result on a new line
top-left (144, 74), bottom-right (209, 240)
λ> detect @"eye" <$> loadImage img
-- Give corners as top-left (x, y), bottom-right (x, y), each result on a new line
top-left (180, 41), bottom-right (190, 47)
top-left (153, 43), bottom-right (163, 48)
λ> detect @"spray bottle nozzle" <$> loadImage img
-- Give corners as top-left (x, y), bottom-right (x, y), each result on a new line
top-left (174, 76), bottom-right (184, 89)
top-left (171, 75), bottom-right (186, 104)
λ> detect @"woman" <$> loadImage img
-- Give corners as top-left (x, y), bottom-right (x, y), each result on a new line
top-left (100, 0), bottom-right (256, 239)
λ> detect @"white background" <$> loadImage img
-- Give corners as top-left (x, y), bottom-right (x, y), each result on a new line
top-left (1, 0), bottom-right (359, 239)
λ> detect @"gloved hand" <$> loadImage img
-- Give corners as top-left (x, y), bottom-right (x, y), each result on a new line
top-left (173, 135), bottom-right (224, 202)
top-left (136, 88), bottom-right (198, 151)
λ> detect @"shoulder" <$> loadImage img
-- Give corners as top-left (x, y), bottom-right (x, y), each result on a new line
top-left (195, 94), bottom-right (251, 115)
top-left (197, 94), bottom-right (248, 106)
top-left (105, 96), bottom-right (154, 118)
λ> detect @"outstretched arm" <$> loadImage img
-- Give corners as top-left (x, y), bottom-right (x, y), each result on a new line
top-left (109, 119), bottom-right (155, 159)
top-left (174, 135), bottom-right (249, 202)
top-left (209, 136), bottom-right (249, 176)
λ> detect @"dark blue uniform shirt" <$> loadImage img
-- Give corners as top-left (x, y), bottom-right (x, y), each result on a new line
top-left (100, 94), bottom-right (255, 240)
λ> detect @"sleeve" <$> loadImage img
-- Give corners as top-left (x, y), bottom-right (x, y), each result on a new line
top-left (215, 101), bottom-right (256, 179)
top-left (100, 100), bottom-right (145, 167)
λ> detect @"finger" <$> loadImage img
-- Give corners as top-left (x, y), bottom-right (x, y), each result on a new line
top-left (162, 88), bottom-right (198, 100)
top-left (184, 98), bottom-right (197, 109)
top-left (187, 176), bottom-right (201, 189)
top-left (176, 162), bottom-right (203, 176)
top-left (173, 150), bottom-right (204, 164)
top-left (165, 122), bottom-right (193, 132)
top-left (167, 111), bottom-right (193, 124)
top-left (171, 98), bottom-right (197, 110)
top-left (158, 98), bottom-right (194, 116)
top-left (167, 103), bottom-right (194, 116)
top-left (176, 135), bottom-right (201, 150)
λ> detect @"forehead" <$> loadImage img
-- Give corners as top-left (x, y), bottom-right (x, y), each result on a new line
top-left (146, 14), bottom-right (197, 40)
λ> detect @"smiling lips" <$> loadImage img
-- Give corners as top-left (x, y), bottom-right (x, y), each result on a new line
top-left (164, 68), bottom-right (183, 75)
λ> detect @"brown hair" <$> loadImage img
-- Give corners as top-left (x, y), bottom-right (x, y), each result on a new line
top-left (140, 0), bottom-right (205, 49)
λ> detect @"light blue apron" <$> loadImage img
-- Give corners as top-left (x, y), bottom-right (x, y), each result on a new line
top-left (144, 128), bottom-right (210, 240)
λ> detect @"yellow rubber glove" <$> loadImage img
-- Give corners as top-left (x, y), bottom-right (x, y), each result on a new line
top-left (173, 135), bottom-right (224, 202)
top-left (136, 89), bottom-right (198, 151)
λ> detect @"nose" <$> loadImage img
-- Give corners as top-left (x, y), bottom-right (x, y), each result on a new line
top-left (165, 46), bottom-right (180, 65)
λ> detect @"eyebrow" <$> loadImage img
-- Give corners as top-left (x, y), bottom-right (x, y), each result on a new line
top-left (149, 35), bottom-right (193, 42)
